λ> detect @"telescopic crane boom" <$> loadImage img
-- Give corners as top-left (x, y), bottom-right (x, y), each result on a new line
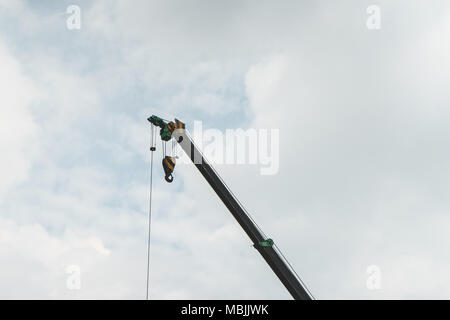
top-left (148, 115), bottom-right (312, 300)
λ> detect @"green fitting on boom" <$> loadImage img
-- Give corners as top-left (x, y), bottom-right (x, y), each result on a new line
top-left (148, 115), bottom-right (172, 141)
top-left (257, 238), bottom-right (274, 247)
top-left (160, 126), bottom-right (172, 141)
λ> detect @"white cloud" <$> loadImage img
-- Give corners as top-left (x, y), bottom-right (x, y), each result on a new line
top-left (245, 54), bottom-right (286, 123)
top-left (0, 41), bottom-right (39, 201)
top-left (0, 218), bottom-right (113, 299)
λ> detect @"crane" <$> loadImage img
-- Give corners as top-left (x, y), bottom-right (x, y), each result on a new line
top-left (147, 115), bottom-right (312, 300)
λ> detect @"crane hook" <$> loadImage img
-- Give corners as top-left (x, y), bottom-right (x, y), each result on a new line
top-left (165, 174), bottom-right (174, 183)
top-left (162, 156), bottom-right (176, 183)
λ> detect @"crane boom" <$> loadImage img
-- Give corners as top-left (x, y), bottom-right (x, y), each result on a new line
top-left (148, 116), bottom-right (312, 300)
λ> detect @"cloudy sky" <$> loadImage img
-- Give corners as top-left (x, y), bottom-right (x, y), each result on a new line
top-left (1, 0), bottom-right (450, 299)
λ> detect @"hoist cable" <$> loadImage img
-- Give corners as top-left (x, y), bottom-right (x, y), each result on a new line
top-left (172, 139), bottom-right (175, 157)
top-left (146, 125), bottom-right (155, 300)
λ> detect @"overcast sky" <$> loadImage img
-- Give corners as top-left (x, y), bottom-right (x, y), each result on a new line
top-left (1, 0), bottom-right (450, 299)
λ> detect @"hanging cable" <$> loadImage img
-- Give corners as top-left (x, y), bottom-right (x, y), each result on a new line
top-left (171, 138), bottom-right (175, 157)
top-left (146, 125), bottom-right (156, 300)
top-left (150, 125), bottom-right (156, 152)
top-left (162, 140), bottom-right (167, 157)
top-left (173, 139), bottom-right (178, 159)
